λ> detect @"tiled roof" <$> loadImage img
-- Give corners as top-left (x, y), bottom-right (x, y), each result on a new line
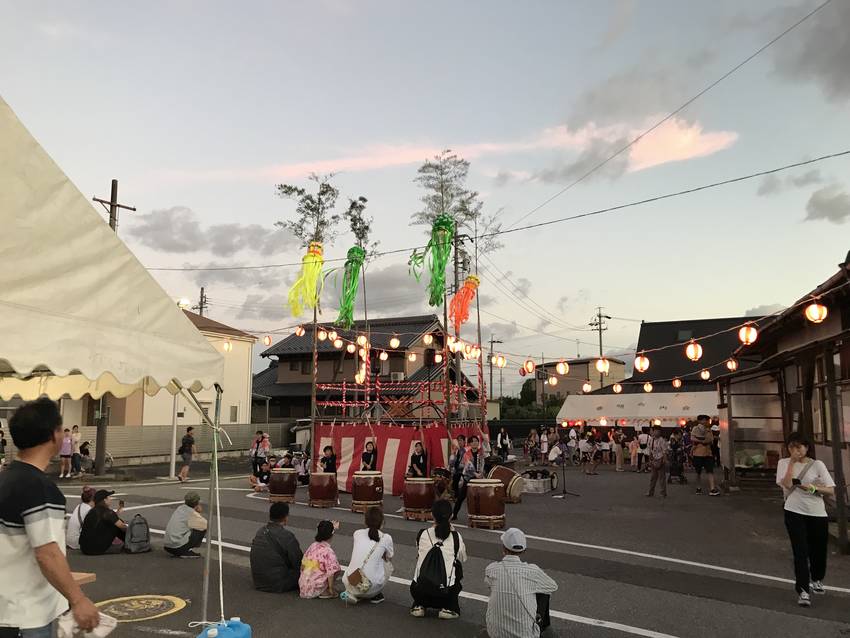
top-left (183, 310), bottom-right (256, 340)
top-left (261, 314), bottom-right (443, 357)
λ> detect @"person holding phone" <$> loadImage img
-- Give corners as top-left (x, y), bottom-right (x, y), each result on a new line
top-left (776, 432), bottom-right (835, 608)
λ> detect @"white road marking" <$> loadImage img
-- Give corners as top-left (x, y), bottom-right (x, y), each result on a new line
top-left (143, 526), bottom-right (680, 638)
top-left (122, 501), bottom-right (185, 512)
top-left (134, 628), bottom-right (193, 636)
top-left (64, 492), bottom-right (127, 498)
top-left (182, 487), bottom-right (252, 492)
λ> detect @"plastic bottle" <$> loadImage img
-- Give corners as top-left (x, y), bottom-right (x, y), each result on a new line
top-left (197, 624), bottom-right (235, 638)
top-left (226, 617), bottom-right (252, 638)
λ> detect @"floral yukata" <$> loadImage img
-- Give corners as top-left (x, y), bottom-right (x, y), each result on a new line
top-left (298, 541), bottom-right (340, 598)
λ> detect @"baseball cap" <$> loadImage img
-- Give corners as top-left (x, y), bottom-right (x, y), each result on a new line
top-left (94, 489), bottom-right (115, 504)
top-left (501, 527), bottom-right (527, 552)
top-left (184, 492), bottom-right (201, 508)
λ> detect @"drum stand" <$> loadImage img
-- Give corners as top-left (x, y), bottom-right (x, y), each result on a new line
top-left (552, 452), bottom-right (580, 499)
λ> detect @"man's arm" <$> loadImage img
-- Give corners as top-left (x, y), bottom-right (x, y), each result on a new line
top-left (530, 565), bottom-right (558, 594)
top-left (284, 533), bottom-right (303, 568)
top-left (34, 542), bottom-right (100, 630)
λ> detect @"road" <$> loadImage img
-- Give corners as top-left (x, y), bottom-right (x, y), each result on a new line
top-left (62, 464), bottom-right (850, 637)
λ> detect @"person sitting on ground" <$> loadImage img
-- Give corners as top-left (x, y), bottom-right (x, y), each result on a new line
top-left (293, 452), bottom-right (310, 485)
top-left (250, 503), bottom-right (303, 593)
top-left (485, 527), bottom-right (558, 638)
top-left (251, 460), bottom-right (272, 492)
top-left (163, 492), bottom-right (208, 558)
top-left (276, 453), bottom-right (294, 469)
top-left (341, 507), bottom-right (394, 605)
top-left (66, 486), bottom-right (96, 550)
top-left (299, 520), bottom-right (342, 599)
top-left (319, 446), bottom-right (337, 474)
top-left (408, 441), bottom-right (428, 478)
top-left (79, 490), bottom-right (127, 555)
top-left (410, 499), bottom-right (467, 619)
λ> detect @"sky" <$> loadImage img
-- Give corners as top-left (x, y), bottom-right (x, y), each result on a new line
top-left (2, 0), bottom-right (849, 394)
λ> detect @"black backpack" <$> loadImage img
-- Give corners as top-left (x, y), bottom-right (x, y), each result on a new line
top-left (415, 528), bottom-right (460, 596)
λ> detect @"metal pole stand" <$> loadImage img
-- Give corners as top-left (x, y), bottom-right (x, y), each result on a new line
top-left (552, 444), bottom-right (580, 499)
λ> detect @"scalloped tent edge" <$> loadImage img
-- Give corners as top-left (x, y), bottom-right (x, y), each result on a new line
top-left (0, 96), bottom-right (223, 401)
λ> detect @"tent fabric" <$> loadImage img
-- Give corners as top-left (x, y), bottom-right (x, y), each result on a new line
top-left (556, 390), bottom-right (718, 427)
top-left (0, 96), bottom-right (223, 400)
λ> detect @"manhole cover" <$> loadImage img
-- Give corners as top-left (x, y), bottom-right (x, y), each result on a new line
top-left (95, 595), bottom-right (187, 623)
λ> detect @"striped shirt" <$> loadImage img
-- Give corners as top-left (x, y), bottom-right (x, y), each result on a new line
top-left (485, 555), bottom-right (558, 638)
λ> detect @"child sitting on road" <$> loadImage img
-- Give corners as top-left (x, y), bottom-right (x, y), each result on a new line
top-left (299, 520), bottom-right (342, 599)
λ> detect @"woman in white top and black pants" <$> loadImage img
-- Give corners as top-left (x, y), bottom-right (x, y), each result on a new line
top-left (776, 432), bottom-right (835, 607)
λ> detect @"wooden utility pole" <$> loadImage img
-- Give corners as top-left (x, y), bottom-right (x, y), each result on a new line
top-left (588, 307), bottom-right (611, 388)
top-left (488, 334), bottom-right (503, 401)
top-left (195, 287), bottom-right (209, 316)
top-left (91, 179), bottom-right (135, 476)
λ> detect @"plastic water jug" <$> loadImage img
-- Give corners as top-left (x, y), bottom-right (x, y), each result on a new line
top-left (226, 617), bottom-right (252, 638)
top-left (196, 624), bottom-right (234, 638)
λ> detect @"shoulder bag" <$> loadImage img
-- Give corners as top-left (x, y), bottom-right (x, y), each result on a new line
top-left (346, 537), bottom-right (381, 594)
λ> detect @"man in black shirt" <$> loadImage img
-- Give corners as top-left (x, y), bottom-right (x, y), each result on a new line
top-left (361, 441), bottom-right (377, 471)
top-left (251, 461), bottom-right (272, 492)
top-left (407, 441), bottom-right (428, 477)
top-left (319, 445), bottom-right (337, 473)
top-left (178, 426), bottom-right (195, 482)
top-left (80, 490), bottom-right (127, 555)
top-left (250, 503), bottom-right (303, 592)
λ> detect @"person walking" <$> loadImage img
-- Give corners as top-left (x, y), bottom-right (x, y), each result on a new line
top-left (58, 428), bottom-right (73, 478)
top-left (777, 433), bottom-right (835, 607)
top-left (539, 429), bottom-right (549, 461)
top-left (0, 399), bottom-right (100, 635)
top-left (636, 428), bottom-right (650, 473)
top-left (628, 435), bottom-right (639, 471)
top-left (163, 492), bottom-right (208, 558)
top-left (341, 507), bottom-right (394, 604)
top-left (410, 500), bottom-right (467, 619)
top-left (645, 426), bottom-right (669, 498)
top-left (692, 415), bottom-right (720, 495)
top-left (70, 425), bottom-right (82, 477)
top-left (613, 426), bottom-right (625, 472)
top-left (497, 428), bottom-right (511, 462)
top-left (178, 426), bottom-right (196, 482)
top-left (250, 503), bottom-right (303, 593)
top-left (484, 528), bottom-right (558, 638)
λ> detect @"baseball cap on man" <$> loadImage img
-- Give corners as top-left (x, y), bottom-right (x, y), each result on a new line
top-left (501, 527), bottom-right (527, 552)
top-left (184, 492), bottom-right (201, 508)
top-left (94, 489), bottom-right (115, 504)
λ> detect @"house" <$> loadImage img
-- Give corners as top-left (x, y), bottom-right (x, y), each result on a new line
top-left (557, 316), bottom-right (757, 428)
top-left (253, 313), bottom-right (478, 421)
top-left (534, 357), bottom-right (626, 404)
top-left (58, 310), bottom-right (256, 427)
top-left (716, 251), bottom-right (850, 547)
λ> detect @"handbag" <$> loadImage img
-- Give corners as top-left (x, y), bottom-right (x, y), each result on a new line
top-left (347, 538), bottom-right (380, 594)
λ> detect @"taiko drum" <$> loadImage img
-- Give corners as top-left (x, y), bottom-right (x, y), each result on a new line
top-left (351, 471), bottom-right (383, 513)
top-left (269, 468), bottom-right (297, 503)
top-left (309, 472), bottom-right (338, 508)
top-left (467, 478), bottom-right (505, 529)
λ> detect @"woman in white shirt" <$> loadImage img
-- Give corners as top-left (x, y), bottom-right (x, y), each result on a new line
top-left (410, 499), bottom-right (467, 619)
top-left (776, 433), bottom-right (835, 608)
top-left (342, 507), bottom-right (394, 604)
top-left (66, 486), bottom-right (95, 550)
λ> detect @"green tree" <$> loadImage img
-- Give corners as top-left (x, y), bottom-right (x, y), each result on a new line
top-left (519, 378), bottom-right (536, 405)
top-left (275, 173), bottom-right (342, 246)
top-left (344, 196), bottom-right (378, 256)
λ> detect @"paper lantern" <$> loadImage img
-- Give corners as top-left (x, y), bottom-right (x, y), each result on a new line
top-left (358, 348), bottom-right (367, 359)
top-left (490, 355), bottom-right (497, 365)
top-left (685, 339), bottom-right (703, 362)
top-left (519, 367), bottom-right (527, 377)
top-left (294, 325), bottom-right (306, 337)
top-left (317, 328), bottom-right (328, 341)
top-left (738, 323), bottom-right (758, 346)
top-left (464, 344), bottom-right (473, 357)
top-left (700, 369), bottom-right (711, 381)
top-left (805, 301), bottom-right (828, 324)
top-left (643, 382), bottom-right (653, 393)
top-left (333, 338), bottom-right (344, 349)
top-left (599, 417), bottom-right (608, 426)
top-left (408, 352), bottom-right (417, 362)
top-left (262, 335), bottom-right (272, 346)
top-left (561, 420), bottom-right (569, 428)
top-left (423, 333), bottom-right (434, 345)
top-left (222, 340), bottom-right (233, 352)
top-left (678, 418), bottom-right (687, 426)
top-left (497, 355), bottom-right (506, 368)
top-left (389, 335), bottom-right (401, 349)
top-left (582, 381), bottom-right (592, 393)
top-left (619, 419), bottom-right (628, 426)
top-left (612, 383), bottom-right (623, 394)
top-left (327, 330), bottom-right (338, 342)
top-left (524, 359), bottom-right (536, 374)
top-left (556, 360), bottom-right (569, 375)
top-left (672, 377), bottom-right (683, 389)
top-left (548, 376), bottom-right (558, 386)
top-left (634, 353), bottom-right (650, 373)
top-left (379, 351), bottom-right (388, 361)
top-left (357, 334), bottom-right (368, 347)
top-left (434, 353), bottom-right (444, 363)
top-left (595, 358), bottom-right (610, 375)
top-left (726, 358), bottom-right (739, 372)
top-left (346, 343), bottom-right (356, 354)
top-left (653, 418), bottom-right (661, 426)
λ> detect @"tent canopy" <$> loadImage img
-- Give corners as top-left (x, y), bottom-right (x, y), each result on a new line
top-left (0, 96), bottom-right (223, 400)
top-left (556, 390), bottom-right (717, 427)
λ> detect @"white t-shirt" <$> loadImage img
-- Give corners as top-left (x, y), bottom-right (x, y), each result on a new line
top-left (776, 458), bottom-right (835, 517)
top-left (344, 529), bottom-right (394, 597)
top-left (65, 502), bottom-right (93, 550)
top-left (413, 527), bottom-right (467, 587)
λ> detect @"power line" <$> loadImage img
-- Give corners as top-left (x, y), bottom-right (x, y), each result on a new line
top-left (503, 0), bottom-right (835, 230)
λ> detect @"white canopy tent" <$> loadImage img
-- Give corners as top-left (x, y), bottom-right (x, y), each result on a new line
top-left (556, 389), bottom-right (718, 427)
top-left (0, 96), bottom-right (223, 400)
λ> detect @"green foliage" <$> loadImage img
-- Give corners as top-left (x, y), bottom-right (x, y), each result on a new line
top-left (519, 378), bottom-right (536, 405)
top-left (343, 196), bottom-right (379, 257)
top-left (275, 173), bottom-right (342, 247)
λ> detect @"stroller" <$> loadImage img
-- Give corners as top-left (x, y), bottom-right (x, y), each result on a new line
top-left (668, 437), bottom-right (688, 484)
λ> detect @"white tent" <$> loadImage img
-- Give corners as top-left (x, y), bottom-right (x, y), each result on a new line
top-left (556, 389), bottom-right (718, 427)
top-left (0, 96), bottom-right (223, 400)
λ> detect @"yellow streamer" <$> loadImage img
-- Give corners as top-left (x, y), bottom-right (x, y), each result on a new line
top-left (288, 242), bottom-right (325, 317)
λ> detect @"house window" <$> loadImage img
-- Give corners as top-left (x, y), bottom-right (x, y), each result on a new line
top-left (301, 360), bottom-right (311, 375)
top-left (677, 329), bottom-right (693, 341)
top-left (380, 359), bottom-right (390, 376)
top-left (200, 403), bottom-right (211, 419)
top-left (230, 406), bottom-right (238, 422)
top-left (389, 357), bottom-right (405, 374)
top-left (289, 361), bottom-right (299, 372)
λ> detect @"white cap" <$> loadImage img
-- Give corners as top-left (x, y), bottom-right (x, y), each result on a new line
top-left (501, 527), bottom-right (527, 552)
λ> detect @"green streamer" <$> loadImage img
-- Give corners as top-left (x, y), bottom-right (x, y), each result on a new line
top-left (408, 213), bottom-right (455, 307)
top-left (335, 245), bottom-right (366, 329)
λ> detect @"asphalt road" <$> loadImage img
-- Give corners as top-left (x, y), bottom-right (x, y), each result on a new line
top-left (61, 464), bottom-right (850, 638)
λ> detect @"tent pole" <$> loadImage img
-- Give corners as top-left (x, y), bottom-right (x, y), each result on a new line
top-left (199, 387), bottom-right (223, 623)
top-left (169, 393), bottom-right (178, 479)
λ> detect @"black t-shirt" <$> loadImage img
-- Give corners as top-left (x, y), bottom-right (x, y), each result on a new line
top-left (361, 450), bottom-right (377, 471)
top-left (409, 451), bottom-right (427, 477)
top-left (319, 454), bottom-right (337, 473)
top-left (79, 504), bottom-right (120, 555)
top-left (254, 469), bottom-right (271, 484)
top-left (180, 434), bottom-right (194, 455)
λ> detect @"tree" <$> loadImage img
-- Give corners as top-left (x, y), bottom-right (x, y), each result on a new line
top-left (519, 378), bottom-right (536, 405)
top-left (344, 196), bottom-right (378, 256)
top-left (275, 173), bottom-right (342, 246)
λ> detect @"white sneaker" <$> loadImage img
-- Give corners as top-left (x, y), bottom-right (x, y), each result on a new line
top-left (811, 581), bottom-right (826, 595)
top-left (410, 606), bottom-right (425, 618)
top-left (798, 591), bottom-right (811, 607)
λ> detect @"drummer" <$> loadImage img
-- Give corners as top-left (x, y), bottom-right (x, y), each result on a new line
top-left (407, 442), bottom-right (428, 478)
top-left (319, 445), bottom-right (337, 474)
top-left (361, 441), bottom-right (378, 471)
top-left (451, 436), bottom-right (485, 522)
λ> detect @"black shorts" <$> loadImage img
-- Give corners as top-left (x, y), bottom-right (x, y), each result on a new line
top-left (693, 456), bottom-right (715, 474)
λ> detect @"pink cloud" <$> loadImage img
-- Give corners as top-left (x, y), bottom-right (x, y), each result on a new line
top-left (627, 118), bottom-right (738, 172)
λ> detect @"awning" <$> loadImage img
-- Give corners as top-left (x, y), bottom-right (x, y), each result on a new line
top-left (0, 96), bottom-right (223, 400)
top-left (556, 390), bottom-right (718, 426)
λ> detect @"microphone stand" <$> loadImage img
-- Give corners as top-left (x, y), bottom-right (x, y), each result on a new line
top-left (552, 440), bottom-right (580, 499)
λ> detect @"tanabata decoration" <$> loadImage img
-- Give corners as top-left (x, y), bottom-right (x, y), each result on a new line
top-left (288, 241), bottom-right (324, 317)
top-left (449, 274), bottom-right (480, 335)
top-left (409, 213), bottom-right (455, 307)
top-left (335, 245), bottom-right (366, 329)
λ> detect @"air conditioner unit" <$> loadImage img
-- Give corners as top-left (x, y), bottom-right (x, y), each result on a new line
top-left (390, 372), bottom-right (406, 382)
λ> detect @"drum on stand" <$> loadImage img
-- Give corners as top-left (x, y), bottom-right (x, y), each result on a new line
top-left (488, 465), bottom-right (524, 504)
top-left (309, 472), bottom-right (338, 508)
top-left (467, 478), bottom-right (505, 529)
top-left (403, 477), bottom-right (436, 521)
top-left (269, 468), bottom-right (297, 503)
top-left (351, 471), bottom-right (383, 513)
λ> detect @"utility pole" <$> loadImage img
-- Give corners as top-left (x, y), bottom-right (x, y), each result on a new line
top-left (452, 223), bottom-right (462, 418)
top-left (194, 287), bottom-right (209, 317)
top-left (91, 179), bottom-right (135, 476)
top-left (588, 307), bottom-right (611, 388)
top-left (488, 335), bottom-right (503, 402)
